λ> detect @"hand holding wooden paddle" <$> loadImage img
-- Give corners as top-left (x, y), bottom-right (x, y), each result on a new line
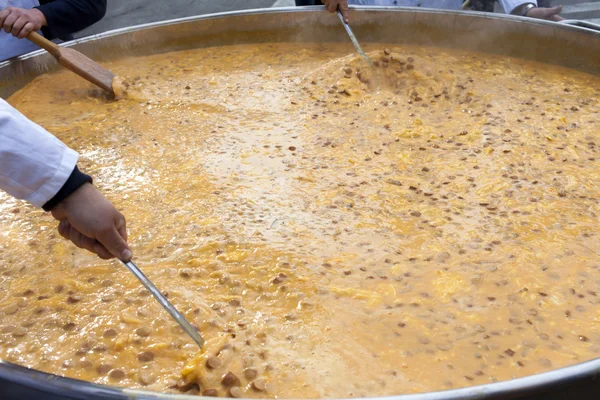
top-left (27, 32), bottom-right (116, 96)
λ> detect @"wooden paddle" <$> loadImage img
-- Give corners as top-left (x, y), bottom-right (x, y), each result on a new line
top-left (27, 32), bottom-right (115, 96)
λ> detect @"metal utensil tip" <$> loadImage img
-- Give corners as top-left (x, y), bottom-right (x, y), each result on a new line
top-left (337, 10), bottom-right (373, 66)
top-left (121, 260), bottom-right (205, 349)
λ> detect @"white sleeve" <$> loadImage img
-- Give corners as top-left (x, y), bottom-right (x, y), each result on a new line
top-left (0, 98), bottom-right (78, 208)
top-left (499, 0), bottom-right (538, 14)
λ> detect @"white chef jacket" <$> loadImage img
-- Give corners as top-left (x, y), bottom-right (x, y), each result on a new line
top-left (0, 98), bottom-right (78, 207)
top-left (349, 0), bottom-right (537, 14)
top-left (0, 0), bottom-right (47, 61)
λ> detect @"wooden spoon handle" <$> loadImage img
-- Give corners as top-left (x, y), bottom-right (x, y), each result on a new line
top-left (27, 32), bottom-right (61, 58)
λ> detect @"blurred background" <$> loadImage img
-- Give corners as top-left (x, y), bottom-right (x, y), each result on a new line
top-left (76, 0), bottom-right (600, 38)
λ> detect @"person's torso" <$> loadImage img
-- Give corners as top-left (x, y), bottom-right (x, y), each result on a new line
top-left (0, 0), bottom-right (47, 61)
top-left (348, 0), bottom-right (463, 10)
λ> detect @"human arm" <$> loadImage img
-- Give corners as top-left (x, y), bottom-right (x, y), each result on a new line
top-left (36, 0), bottom-right (107, 39)
top-left (500, 0), bottom-right (563, 21)
top-left (0, 0), bottom-right (106, 40)
top-left (51, 183), bottom-right (131, 260)
top-left (0, 6), bottom-right (47, 39)
top-left (0, 98), bottom-right (131, 261)
top-left (522, 5), bottom-right (563, 21)
top-left (322, 0), bottom-right (351, 23)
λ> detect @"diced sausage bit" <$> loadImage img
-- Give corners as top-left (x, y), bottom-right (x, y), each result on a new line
top-left (109, 368), bottom-right (126, 380)
top-left (93, 344), bottom-right (108, 352)
top-left (63, 322), bottom-right (76, 331)
top-left (103, 328), bottom-right (118, 338)
top-left (252, 378), bottom-right (267, 392)
top-left (139, 372), bottom-right (155, 385)
top-left (21, 319), bottom-right (35, 328)
top-left (185, 383), bottom-right (200, 394)
top-left (97, 364), bottom-right (112, 375)
top-left (244, 368), bottom-right (258, 380)
top-left (12, 327), bottom-right (27, 337)
top-left (173, 379), bottom-right (199, 392)
top-left (203, 389), bottom-right (219, 397)
top-left (67, 295), bottom-right (81, 303)
top-left (207, 356), bottom-right (222, 369)
top-left (221, 371), bottom-right (240, 387)
top-left (138, 351), bottom-right (155, 362)
top-left (136, 326), bottom-right (152, 337)
top-left (229, 387), bottom-right (242, 398)
top-left (272, 273), bottom-right (287, 284)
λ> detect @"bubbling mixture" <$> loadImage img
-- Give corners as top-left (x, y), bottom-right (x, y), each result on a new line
top-left (1, 42), bottom-right (599, 398)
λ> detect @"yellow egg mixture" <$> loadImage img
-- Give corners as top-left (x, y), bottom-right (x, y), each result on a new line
top-left (1, 42), bottom-right (599, 398)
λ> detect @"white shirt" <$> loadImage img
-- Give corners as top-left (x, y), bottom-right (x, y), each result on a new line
top-left (348, 0), bottom-right (537, 14)
top-left (0, 0), bottom-right (45, 61)
top-left (0, 98), bottom-right (78, 207)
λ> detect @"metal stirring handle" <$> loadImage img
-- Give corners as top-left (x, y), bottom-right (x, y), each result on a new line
top-left (337, 10), bottom-right (372, 66)
top-left (121, 260), bottom-right (205, 349)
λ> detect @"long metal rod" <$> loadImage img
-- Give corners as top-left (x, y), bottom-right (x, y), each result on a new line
top-left (121, 260), bottom-right (205, 349)
top-left (337, 10), bottom-right (372, 66)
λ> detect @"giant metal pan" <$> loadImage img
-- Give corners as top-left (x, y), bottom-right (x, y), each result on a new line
top-left (0, 6), bottom-right (599, 400)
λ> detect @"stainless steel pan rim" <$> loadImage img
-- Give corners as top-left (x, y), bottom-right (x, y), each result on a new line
top-left (1, 356), bottom-right (599, 399)
top-left (2, 6), bottom-right (600, 97)
top-left (1, 5), bottom-right (599, 68)
top-left (1, 6), bottom-right (599, 399)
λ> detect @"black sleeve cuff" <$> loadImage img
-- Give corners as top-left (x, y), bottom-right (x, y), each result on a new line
top-left (35, 0), bottom-right (107, 40)
top-left (43, 165), bottom-right (93, 212)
